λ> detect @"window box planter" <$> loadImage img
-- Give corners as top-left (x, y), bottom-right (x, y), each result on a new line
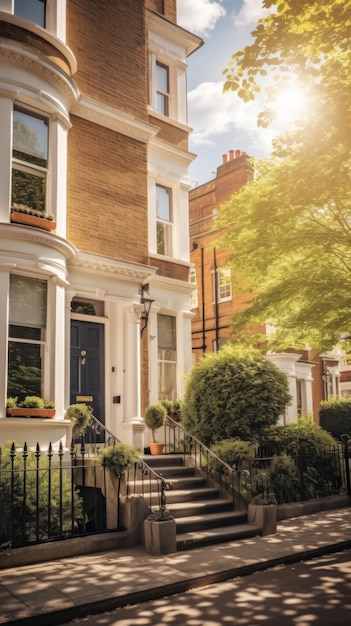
top-left (7, 408), bottom-right (56, 419)
top-left (11, 210), bottom-right (56, 232)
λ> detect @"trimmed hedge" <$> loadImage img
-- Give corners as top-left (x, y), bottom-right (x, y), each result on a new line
top-left (319, 397), bottom-right (351, 440)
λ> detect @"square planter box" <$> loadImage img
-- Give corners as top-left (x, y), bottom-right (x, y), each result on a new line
top-left (144, 518), bottom-right (177, 555)
top-left (248, 503), bottom-right (277, 536)
top-left (11, 211), bottom-right (56, 232)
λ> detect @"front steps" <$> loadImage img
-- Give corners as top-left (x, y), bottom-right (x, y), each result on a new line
top-left (140, 454), bottom-right (262, 551)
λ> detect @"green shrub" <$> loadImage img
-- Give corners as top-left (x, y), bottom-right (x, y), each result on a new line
top-left (99, 443), bottom-right (139, 477)
top-left (182, 345), bottom-right (291, 446)
top-left (267, 454), bottom-right (299, 504)
top-left (319, 397), bottom-right (351, 440)
top-left (0, 442), bottom-right (83, 548)
top-left (279, 415), bottom-right (337, 455)
top-left (20, 396), bottom-right (45, 408)
top-left (209, 439), bottom-right (255, 471)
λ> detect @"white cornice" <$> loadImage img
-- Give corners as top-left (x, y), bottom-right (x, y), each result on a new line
top-left (70, 250), bottom-right (158, 282)
top-left (148, 135), bottom-right (196, 167)
top-left (0, 224), bottom-right (76, 262)
top-left (71, 95), bottom-right (159, 144)
top-left (146, 10), bottom-right (203, 58)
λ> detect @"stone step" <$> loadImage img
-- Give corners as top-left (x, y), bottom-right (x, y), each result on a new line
top-left (141, 454), bottom-right (185, 468)
top-left (175, 510), bottom-right (248, 534)
top-left (167, 498), bottom-right (233, 519)
top-left (176, 522), bottom-right (262, 551)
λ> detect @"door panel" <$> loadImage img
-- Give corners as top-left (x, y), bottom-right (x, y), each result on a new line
top-left (70, 320), bottom-right (105, 426)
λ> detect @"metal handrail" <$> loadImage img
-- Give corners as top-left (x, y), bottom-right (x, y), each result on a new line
top-left (164, 416), bottom-right (244, 507)
top-left (78, 414), bottom-right (172, 512)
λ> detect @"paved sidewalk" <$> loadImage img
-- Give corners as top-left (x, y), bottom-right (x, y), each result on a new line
top-left (0, 507), bottom-right (351, 626)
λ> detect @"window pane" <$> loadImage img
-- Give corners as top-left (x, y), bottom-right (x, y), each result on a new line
top-left (8, 341), bottom-right (42, 400)
top-left (10, 275), bottom-right (47, 328)
top-left (156, 63), bottom-right (169, 115)
top-left (14, 0), bottom-right (46, 27)
top-left (13, 108), bottom-right (48, 166)
top-left (156, 63), bottom-right (168, 93)
top-left (157, 222), bottom-right (165, 255)
top-left (158, 315), bottom-right (176, 351)
top-left (156, 185), bottom-right (171, 221)
top-left (12, 167), bottom-right (46, 211)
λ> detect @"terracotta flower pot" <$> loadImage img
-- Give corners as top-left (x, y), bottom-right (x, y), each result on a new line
top-left (149, 442), bottom-right (165, 455)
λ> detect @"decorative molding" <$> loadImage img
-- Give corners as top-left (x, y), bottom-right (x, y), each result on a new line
top-left (70, 250), bottom-right (157, 282)
top-left (0, 40), bottom-right (79, 107)
top-left (72, 95), bottom-right (159, 143)
top-left (0, 223), bottom-right (77, 263)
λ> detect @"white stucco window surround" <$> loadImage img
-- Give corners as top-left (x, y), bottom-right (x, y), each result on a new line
top-left (146, 9), bottom-right (202, 126)
top-left (147, 275), bottom-right (194, 404)
top-left (148, 139), bottom-right (195, 263)
top-left (0, 79), bottom-right (76, 235)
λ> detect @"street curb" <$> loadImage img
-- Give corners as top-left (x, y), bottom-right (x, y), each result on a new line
top-left (4, 540), bottom-right (351, 626)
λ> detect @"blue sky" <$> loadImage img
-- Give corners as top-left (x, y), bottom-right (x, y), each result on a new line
top-left (177, 0), bottom-right (275, 186)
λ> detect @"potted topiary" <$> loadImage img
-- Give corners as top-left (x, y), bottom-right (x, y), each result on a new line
top-left (65, 403), bottom-right (92, 437)
top-left (99, 443), bottom-right (140, 477)
top-left (144, 402), bottom-right (167, 454)
top-left (6, 396), bottom-right (56, 418)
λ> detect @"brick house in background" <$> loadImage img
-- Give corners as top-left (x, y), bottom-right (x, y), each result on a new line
top-left (189, 150), bottom-right (344, 423)
top-left (0, 0), bottom-right (202, 449)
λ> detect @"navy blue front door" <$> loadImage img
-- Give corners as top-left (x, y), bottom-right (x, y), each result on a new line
top-left (70, 320), bottom-right (105, 426)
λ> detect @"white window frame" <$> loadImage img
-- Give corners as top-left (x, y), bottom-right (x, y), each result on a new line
top-left (156, 183), bottom-right (173, 257)
top-left (7, 273), bottom-right (49, 401)
top-left (12, 105), bottom-right (49, 213)
top-left (213, 268), bottom-right (232, 303)
top-left (155, 61), bottom-right (170, 117)
top-left (157, 314), bottom-right (177, 401)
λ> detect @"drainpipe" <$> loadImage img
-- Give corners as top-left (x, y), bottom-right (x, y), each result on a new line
top-left (201, 247), bottom-right (206, 354)
top-left (213, 247), bottom-right (219, 352)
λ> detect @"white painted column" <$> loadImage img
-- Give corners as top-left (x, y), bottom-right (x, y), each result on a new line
top-left (295, 361), bottom-right (315, 416)
top-left (266, 353), bottom-right (301, 425)
top-left (50, 116), bottom-right (68, 238)
top-left (0, 270), bottom-right (10, 418)
top-left (122, 304), bottom-right (145, 450)
top-left (47, 277), bottom-right (67, 418)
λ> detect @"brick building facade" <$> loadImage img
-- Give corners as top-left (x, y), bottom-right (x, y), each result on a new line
top-left (189, 150), bottom-right (342, 423)
top-left (0, 0), bottom-right (201, 449)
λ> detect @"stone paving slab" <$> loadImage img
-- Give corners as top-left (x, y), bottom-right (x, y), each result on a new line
top-left (0, 507), bottom-right (351, 625)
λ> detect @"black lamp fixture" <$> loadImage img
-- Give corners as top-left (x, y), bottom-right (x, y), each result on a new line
top-left (139, 283), bottom-right (154, 336)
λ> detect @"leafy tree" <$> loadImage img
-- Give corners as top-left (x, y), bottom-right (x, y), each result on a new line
top-left (218, 0), bottom-right (351, 350)
top-left (182, 345), bottom-right (291, 446)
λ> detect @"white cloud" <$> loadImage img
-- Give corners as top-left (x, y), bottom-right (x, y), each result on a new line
top-left (188, 80), bottom-right (276, 155)
top-left (177, 0), bottom-right (226, 36)
top-left (232, 0), bottom-right (271, 27)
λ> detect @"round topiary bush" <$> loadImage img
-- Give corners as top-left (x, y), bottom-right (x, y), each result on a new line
top-left (182, 345), bottom-right (291, 446)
